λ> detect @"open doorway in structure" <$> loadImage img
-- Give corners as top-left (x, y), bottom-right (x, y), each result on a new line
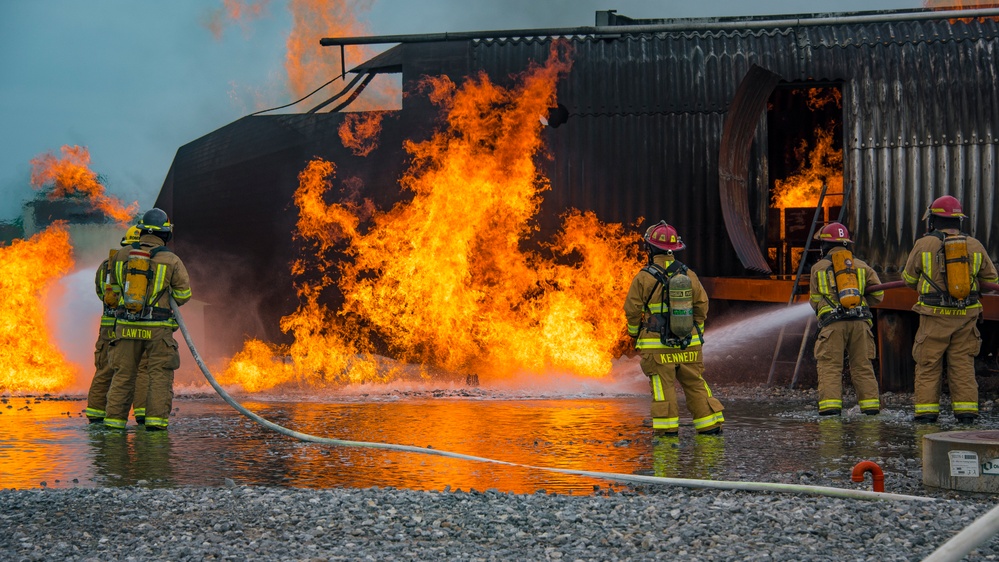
top-left (765, 84), bottom-right (845, 278)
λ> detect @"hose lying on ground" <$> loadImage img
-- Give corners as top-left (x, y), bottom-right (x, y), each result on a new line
top-left (169, 298), bottom-right (933, 502)
top-left (922, 501), bottom-right (999, 562)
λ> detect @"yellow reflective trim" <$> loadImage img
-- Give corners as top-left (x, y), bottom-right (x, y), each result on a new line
top-left (819, 399), bottom-right (843, 410)
top-left (858, 399), bottom-right (880, 409)
top-left (902, 270), bottom-right (918, 284)
top-left (652, 417), bottom-right (679, 430)
top-left (953, 402), bottom-right (979, 413)
top-left (172, 287), bottom-right (192, 299)
top-left (144, 417), bottom-right (169, 428)
top-left (132, 408), bottom-right (146, 416)
top-left (915, 403), bottom-right (940, 414)
top-left (920, 252), bottom-right (934, 294)
top-left (693, 412), bottom-right (724, 428)
top-left (817, 270), bottom-right (830, 297)
top-left (104, 418), bottom-right (127, 429)
top-left (117, 319), bottom-right (178, 328)
top-left (150, 264), bottom-right (167, 305)
top-left (651, 375), bottom-right (665, 401)
top-left (84, 408), bottom-right (106, 417)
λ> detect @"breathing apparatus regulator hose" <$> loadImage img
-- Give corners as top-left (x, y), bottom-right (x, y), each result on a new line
top-left (169, 298), bottom-right (933, 502)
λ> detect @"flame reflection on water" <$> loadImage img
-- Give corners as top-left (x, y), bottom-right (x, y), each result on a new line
top-left (0, 395), bottom-right (927, 494)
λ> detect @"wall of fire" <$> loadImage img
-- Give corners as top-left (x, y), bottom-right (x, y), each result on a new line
top-left (158, 14), bottom-right (999, 389)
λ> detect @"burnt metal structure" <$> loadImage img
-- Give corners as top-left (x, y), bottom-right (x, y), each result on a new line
top-left (156, 8), bottom-right (999, 389)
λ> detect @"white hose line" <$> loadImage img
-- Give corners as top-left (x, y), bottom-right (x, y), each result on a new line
top-left (922, 502), bottom-right (999, 562)
top-left (171, 299), bottom-right (933, 502)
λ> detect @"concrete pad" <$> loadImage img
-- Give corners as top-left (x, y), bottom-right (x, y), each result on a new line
top-left (923, 430), bottom-right (999, 492)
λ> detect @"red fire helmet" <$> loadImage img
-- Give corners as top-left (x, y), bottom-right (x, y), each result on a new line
top-left (922, 195), bottom-right (966, 219)
top-left (644, 221), bottom-right (686, 251)
top-left (814, 222), bottom-right (853, 244)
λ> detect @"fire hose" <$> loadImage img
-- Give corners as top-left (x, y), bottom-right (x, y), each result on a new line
top-left (169, 299), bottom-right (933, 502)
top-left (866, 280), bottom-right (999, 294)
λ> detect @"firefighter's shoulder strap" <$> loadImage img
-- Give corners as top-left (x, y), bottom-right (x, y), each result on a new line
top-left (641, 261), bottom-right (687, 310)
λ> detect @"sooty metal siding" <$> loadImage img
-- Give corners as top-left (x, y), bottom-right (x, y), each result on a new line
top-left (469, 16), bottom-right (999, 275)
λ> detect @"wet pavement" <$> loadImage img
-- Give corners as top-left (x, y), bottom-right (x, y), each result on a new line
top-left (3, 387), bottom-right (988, 496)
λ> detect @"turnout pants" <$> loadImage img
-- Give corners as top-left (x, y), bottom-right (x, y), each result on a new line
top-left (86, 322), bottom-right (149, 422)
top-left (640, 346), bottom-right (724, 434)
top-left (913, 313), bottom-right (982, 418)
top-left (106, 327), bottom-right (181, 430)
top-left (813, 320), bottom-right (880, 413)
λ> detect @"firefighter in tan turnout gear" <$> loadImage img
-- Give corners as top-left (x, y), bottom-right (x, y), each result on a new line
top-left (808, 222), bottom-right (884, 416)
top-left (903, 195), bottom-right (998, 424)
top-left (105, 208), bottom-right (192, 431)
top-left (624, 221), bottom-right (724, 436)
top-left (84, 226), bottom-right (150, 424)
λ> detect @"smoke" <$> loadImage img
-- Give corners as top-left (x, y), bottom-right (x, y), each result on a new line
top-left (48, 266), bottom-right (102, 394)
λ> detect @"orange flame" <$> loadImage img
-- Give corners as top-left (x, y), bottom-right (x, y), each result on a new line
top-left (223, 43), bottom-right (643, 390)
top-left (29, 145), bottom-right (139, 224)
top-left (0, 224), bottom-right (76, 393)
top-left (339, 111), bottom-right (385, 156)
top-left (206, 0), bottom-right (270, 39)
top-left (924, 0), bottom-right (999, 22)
top-left (771, 89), bottom-right (843, 209)
top-left (287, 0), bottom-right (365, 97)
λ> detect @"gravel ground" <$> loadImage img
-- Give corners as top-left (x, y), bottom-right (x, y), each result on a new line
top-left (1, 484), bottom-right (997, 561)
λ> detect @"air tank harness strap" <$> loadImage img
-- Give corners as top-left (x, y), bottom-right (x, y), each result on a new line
top-left (917, 270), bottom-right (979, 309)
top-left (641, 261), bottom-right (700, 349)
top-left (818, 305), bottom-right (872, 329)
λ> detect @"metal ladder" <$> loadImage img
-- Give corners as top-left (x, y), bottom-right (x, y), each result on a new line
top-left (766, 181), bottom-right (853, 387)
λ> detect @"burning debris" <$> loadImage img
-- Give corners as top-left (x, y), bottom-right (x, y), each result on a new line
top-left (29, 145), bottom-right (138, 224)
top-left (221, 43), bottom-right (643, 391)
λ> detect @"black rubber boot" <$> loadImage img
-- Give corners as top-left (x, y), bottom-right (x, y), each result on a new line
top-left (819, 409), bottom-right (841, 416)
top-left (862, 409), bottom-right (880, 416)
top-left (955, 414), bottom-right (978, 425)
top-left (913, 414), bottom-right (938, 423)
top-left (698, 426), bottom-right (722, 436)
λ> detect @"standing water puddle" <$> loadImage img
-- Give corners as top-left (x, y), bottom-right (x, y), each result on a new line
top-left (0, 391), bottom-right (957, 494)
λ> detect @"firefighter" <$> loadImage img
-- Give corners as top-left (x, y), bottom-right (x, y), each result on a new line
top-left (84, 226), bottom-right (151, 424)
top-left (903, 195), bottom-right (998, 424)
top-left (624, 221), bottom-right (724, 436)
top-left (105, 208), bottom-right (192, 431)
top-left (808, 222), bottom-right (884, 416)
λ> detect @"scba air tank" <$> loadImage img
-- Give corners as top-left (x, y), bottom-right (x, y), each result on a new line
top-left (122, 248), bottom-right (152, 314)
top-left (831, 250), bottom-right (862, 309)
top-left (102, 249), bottom-right (120, 307)
top-left (668, 273), bottom-right (694, 338)
top-left (943, 235), bottom-right (971, 300)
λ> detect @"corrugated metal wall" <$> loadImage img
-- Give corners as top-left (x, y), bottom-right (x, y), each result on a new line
top-left (470, 16), bottom-right (999, 276)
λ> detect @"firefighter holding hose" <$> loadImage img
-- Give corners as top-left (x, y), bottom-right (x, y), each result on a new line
top-left (104, 208), bottom-right (192, 431)
top-left (84, 225), bottom-right (150, 425)
top-left (808, 222), bottom-right (884, 416)
top-left (624, 221), bottom-right (724, 437)
top-left (903, 195), bottom-right (998, 424)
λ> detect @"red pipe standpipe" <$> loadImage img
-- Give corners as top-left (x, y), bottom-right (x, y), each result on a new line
top-left (851, 460), bottom-right (885, 493)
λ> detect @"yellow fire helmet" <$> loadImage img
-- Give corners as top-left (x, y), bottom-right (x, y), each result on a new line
top-left (120, 225), bottom-right (142, 246)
